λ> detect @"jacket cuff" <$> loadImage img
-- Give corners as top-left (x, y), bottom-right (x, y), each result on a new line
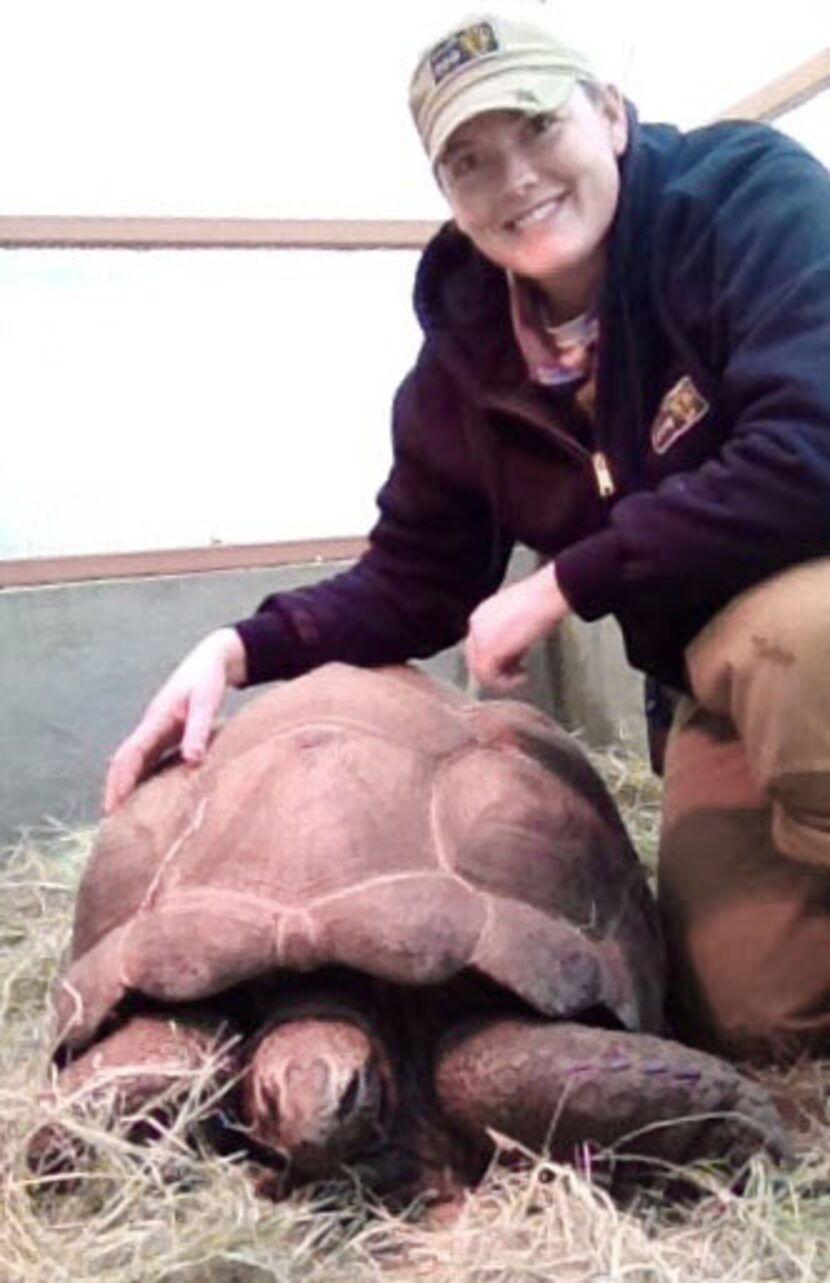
top-left (555, 530), bottom-right (625, 622)
top-left (231, 610), bottom-right (304, 686)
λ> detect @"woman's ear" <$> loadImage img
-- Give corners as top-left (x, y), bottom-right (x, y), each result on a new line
top-left (599, 84), bottom-right (629, 156)
top-left (590, 84), bottom-right (631, 157)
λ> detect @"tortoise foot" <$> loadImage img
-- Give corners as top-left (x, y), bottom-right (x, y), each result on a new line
top-left (434, 1019), bottom-right (790, 1185)
top-left (29, 1012), bottom-right (237, 1174)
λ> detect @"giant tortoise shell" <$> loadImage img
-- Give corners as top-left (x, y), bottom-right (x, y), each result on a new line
top-left (49, 664), bottom-right (785, 1191)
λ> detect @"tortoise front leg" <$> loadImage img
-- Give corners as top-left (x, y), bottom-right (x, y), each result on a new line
top-left (31, 1012), bottom-right (238, 1172)
top-left (434, 1019), bottom-right (789, 1179)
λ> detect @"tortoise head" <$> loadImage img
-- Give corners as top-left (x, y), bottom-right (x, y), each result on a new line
top-left (242, 1017), bottom-right (394, 1174)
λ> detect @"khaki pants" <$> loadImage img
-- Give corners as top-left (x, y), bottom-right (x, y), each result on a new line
top-left (658, 559), bottom-right (830, 1064)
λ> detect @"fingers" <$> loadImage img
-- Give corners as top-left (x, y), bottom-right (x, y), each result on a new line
top-left (180, 669), bottom-right (226, 764)
top-left (101, 630), bottom-right (245, 815)
top-left (465, 588), bottom-right (533, 690)
top-left (102, 709), bottom-right (184, 815)
top-left (102, 743), bottom-right (141, 816)
top-left (465, 630), bottom-right (527, 692)
top-left (103, 740), bottom-right (151, 816)
top-left (465, 565), bottom-right (571, 692)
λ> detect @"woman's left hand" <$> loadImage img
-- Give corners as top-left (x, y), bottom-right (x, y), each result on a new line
top-left (465, 562), bottom-right (572, 691)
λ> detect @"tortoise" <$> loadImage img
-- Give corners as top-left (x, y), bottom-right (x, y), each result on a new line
top-left (44, 663), bottom-right (786, 1198)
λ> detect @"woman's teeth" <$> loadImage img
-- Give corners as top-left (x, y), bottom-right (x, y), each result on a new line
top-left (508, 198), bottom-right (562, 231)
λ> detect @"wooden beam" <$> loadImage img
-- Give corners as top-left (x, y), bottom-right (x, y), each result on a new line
top-left (0, 216), bottom-right (440, 251)
top-left (0, 537), bottom-right (367, 588)
top-left (715, 48), bottom-right (830, 122)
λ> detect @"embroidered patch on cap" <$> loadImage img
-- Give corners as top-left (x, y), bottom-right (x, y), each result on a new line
top-left (429, 22), bottom-right (499, 85)
top-left (651, 375), bottom-right (709, 455)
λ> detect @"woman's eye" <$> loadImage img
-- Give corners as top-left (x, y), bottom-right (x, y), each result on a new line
top-left (528, 111), bottom-right (560, 137)
top-left (449, 151), bottom-right (478, 180)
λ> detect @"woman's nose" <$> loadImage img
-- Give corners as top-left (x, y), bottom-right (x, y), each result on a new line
top-left (498, 146), bottom-right (539, 193)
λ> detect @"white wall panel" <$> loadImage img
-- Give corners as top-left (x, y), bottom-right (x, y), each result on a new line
top-left (0, 249), bottom-right (419, 557)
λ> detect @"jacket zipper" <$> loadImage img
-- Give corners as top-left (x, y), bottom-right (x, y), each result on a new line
top-left (592, 451), bottom-right (616, 498)
top-left (484, 391), bottom-right (617, 501)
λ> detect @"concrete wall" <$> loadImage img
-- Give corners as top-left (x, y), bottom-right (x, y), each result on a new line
top-left (1, 554), bottom-right (644, 850)
top-left (545, 615), bottom-right (647, 752)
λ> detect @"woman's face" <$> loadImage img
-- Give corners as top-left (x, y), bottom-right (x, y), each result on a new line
top-left (437, 85), bottom-right (628, 319)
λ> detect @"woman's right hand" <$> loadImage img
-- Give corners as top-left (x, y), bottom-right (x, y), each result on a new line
top-left (102, 627), bottom-right (248, 815)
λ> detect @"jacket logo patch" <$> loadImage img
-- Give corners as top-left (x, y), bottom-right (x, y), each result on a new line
top-left (651, 375), bottom-right (709, 455)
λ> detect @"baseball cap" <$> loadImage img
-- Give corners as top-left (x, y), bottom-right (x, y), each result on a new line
top-left (409, 8), bottom-right (596, 166)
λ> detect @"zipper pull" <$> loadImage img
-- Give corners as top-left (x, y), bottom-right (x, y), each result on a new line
top-left (592, 451), bottom-right (616, 498)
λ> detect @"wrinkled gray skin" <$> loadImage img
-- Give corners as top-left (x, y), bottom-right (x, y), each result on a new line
top-left (45, 665), bottom-right (788, 1198)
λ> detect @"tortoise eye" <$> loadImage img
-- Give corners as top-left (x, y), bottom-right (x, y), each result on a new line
top-left (337, 1071), bottom-right (362, 1120)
